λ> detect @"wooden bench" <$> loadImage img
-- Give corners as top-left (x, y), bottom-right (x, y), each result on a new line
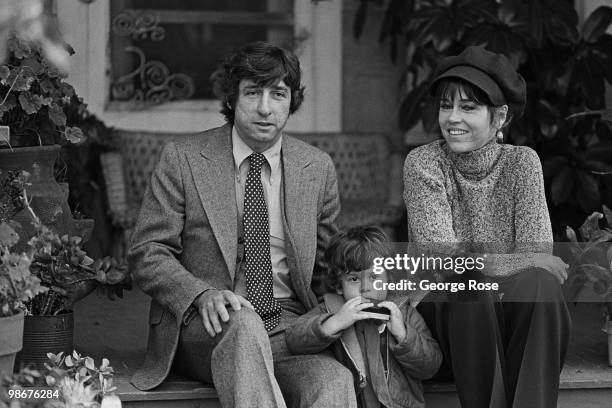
top-left (100, 129), bottom-right (405, 260)
top-left (74, 288), bottom-right (612, 408)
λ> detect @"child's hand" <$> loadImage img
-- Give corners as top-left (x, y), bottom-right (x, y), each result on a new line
top-left (378, 301), bottom-right (407, 342)
top-left (321, 297), bottom-right (374, 336)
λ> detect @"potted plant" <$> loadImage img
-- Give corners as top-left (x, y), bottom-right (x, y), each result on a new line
top-left (0, 33), bottom-right (92, 248)
top-left (565, 205), bottom-right (612, 365)
top-left (1, 350), bottom-right (122, 407)
top-left (0, 220), bottom-right (47, 376)
top-left (0, 167), bottom-right (48, 376)
top-left (3, 170), bottom-right (131, 370)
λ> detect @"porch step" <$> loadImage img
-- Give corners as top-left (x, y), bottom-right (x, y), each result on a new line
top-left (74, 289), bottom-right (612, 408)
top-left (111, 376), bottom-right (612, 408)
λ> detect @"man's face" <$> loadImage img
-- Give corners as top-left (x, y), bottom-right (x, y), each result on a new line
top-left (233, 79), bottom-right (292, 152)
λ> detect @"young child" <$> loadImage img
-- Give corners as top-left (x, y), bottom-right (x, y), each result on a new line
top-left (286, 226), bottom-right (442, 408)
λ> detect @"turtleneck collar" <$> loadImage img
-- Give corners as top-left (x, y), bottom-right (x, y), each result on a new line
top-left (444, 138), bottom-right (502, 180)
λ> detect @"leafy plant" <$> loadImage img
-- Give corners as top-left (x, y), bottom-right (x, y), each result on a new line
top-left (355, 0), bottom-right (612, 235)
top-left (564, 205), bottom-right (612, 317)
top-left (1, 170), bottom-right (131, 316)
top-left (26, 224), bottom-right (132, 316)
top-left (0, 221), bottom-right (47, 317)
top-left (0, 350), bottom-right (122, 407)
top-left (0, 169), bottom-right (46, 317)
top-left (0, 33), bottom-right (86, 148)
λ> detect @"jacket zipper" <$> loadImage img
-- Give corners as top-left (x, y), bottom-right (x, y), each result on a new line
top-left (339, 337), bottom-right (367, 388)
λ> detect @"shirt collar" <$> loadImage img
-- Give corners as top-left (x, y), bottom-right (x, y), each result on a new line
top-left (231, 126), bottom-right (282, 172)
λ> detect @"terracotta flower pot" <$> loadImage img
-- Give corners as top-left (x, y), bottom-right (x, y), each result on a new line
top-left (0, 310), bottom-right (24, 375)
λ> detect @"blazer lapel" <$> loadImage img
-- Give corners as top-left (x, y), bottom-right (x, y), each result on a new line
top-left (282, 136), bottom-right (318, 301)
top-left (187, 124), bottom-right (238, 280)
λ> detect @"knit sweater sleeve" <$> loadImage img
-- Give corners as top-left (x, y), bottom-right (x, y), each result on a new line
top-left (512, 147), bottom-right (553, 250)
top-left (479, 148), bottom-right (554, 277)
top-left (403, 145), bottom-right (457, 244)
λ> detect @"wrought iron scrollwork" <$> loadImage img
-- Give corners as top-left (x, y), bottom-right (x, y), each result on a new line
top-left (111, 46), bottom-right (195, 105)
top-left (112, 11), bottom-right (165, 41)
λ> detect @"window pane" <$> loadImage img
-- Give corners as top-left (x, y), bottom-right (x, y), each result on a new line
top-left (110, 0), bottom-right (294, 105)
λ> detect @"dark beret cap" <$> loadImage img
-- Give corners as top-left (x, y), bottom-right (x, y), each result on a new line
top-left (430, 45), bottom-right (526, 119)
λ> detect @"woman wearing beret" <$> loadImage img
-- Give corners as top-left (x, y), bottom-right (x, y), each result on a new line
top-left (403, 46), bottom-right (571, 408)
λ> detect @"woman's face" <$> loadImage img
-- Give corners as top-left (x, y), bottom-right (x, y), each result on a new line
top-left (438, 86), bottom-right (495, 153)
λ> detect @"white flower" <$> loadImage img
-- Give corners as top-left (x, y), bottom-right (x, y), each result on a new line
top-left (56, 377), bottom-right (99, 407)
top-left (100, 394), bottom-right (122, 408)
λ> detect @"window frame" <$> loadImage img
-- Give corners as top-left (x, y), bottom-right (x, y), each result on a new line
top-left (58, 0), bottom-right (342, 133)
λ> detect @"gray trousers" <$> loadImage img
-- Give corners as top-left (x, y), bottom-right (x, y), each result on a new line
top-left (173, 303), bottom-right (357, 408)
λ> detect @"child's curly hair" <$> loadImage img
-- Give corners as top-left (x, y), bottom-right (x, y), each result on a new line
top-left (324, 225), bottom-right (389, 291)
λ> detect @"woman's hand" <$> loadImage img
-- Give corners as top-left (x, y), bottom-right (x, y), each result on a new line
top-left (321, 297), bottom-right (374, 336)
top-left (531, 253), bottom-right (569, 284)
top-left (378, 301), bottom-right (407, 342)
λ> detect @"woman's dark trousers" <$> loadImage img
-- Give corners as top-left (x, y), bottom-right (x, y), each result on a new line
top-left (418, 268), bottom-right (572, 408)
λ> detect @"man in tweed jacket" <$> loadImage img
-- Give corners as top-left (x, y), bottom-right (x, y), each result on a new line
top-left (128, 42), bottom-right (357, 407)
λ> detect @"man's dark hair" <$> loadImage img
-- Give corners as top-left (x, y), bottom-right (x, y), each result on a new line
top-left (211, 41), bottom-right (305, 123)
top-left (324, 225), bottom-right (389, 291)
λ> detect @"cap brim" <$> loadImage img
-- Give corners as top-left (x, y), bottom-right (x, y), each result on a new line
top-left (431, 66), bottom-right (506, 106)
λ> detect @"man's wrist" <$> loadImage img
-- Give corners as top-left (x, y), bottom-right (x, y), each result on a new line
top-left (193, 288), bottom-right (217, 309)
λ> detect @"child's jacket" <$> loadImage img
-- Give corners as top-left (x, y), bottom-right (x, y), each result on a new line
top-left (285, 294), bottom-right (442, 408)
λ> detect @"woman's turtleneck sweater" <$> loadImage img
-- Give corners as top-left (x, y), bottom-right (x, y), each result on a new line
top-left (403, 138), bottom-right (553, 277)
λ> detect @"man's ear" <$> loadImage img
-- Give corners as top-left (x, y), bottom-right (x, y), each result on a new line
top-left (335, 284), bottom-right (344, 296)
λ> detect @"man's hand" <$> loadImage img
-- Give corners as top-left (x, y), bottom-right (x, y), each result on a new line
top-left (194, 290), bottom-right (254, 337)
top-left (321, 297), bottom-right (374, 336)
top-left (532, 253), bottom-right (569, 284)
top-left (378, 301), bottom-right (407, 342)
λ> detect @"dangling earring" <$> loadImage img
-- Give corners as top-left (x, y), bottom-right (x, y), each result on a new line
top-left (496, 129), bottom-right (504, 144)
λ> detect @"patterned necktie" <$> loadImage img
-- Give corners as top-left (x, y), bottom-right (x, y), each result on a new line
top-left (243, 153), bottom-right (281, 331)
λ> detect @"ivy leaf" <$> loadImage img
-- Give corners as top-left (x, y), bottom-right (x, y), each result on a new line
top-left (39, 79), bottom-right (55, 94)
top-left (0, 222), bottom-right (19, 247)
top-left (18, 92), bottom-right (44, 114)
top-left (48, 103), bottom-right (67, 126)
top-left (2, 68), bottom-right (35, 91)
top-left (64, 126), bottom-right (84, 144)
top-left (20, 57), bottom-right (44, 76)
top-left (60, 82), bottom-right (75, 98)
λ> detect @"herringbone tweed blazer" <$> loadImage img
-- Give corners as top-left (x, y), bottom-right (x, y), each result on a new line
top-left (128, 124), bottom-right (340, 390)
